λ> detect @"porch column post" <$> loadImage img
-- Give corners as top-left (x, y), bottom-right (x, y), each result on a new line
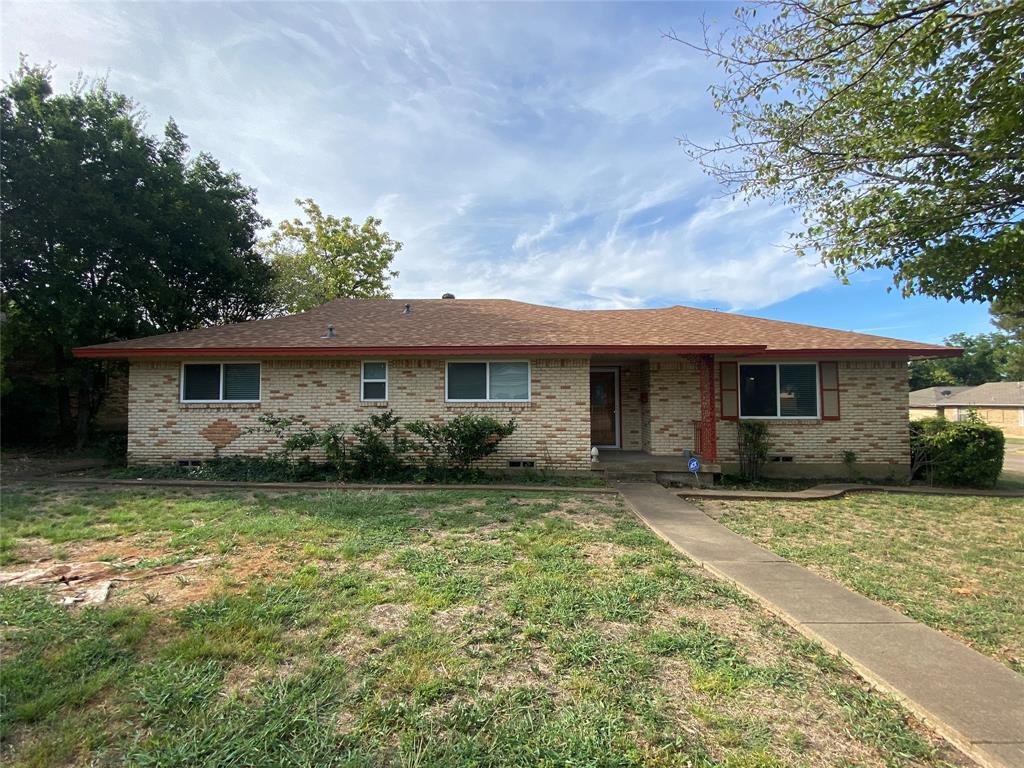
top-left (698, 354), bottom-right (718, 463)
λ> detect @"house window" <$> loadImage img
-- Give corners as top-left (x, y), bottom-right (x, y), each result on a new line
top-left (446, 361), bottom-right (530, 401)
top-left (181, 363), bottom-right (260, 402)
top-left (739, 363), bottom-right (818, 418)
top-left (361, 361), bottom-right (388, 401)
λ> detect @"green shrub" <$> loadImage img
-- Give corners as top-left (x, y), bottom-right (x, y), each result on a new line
top-left (910, 417), bottom-right (1004, 488)
top-left (840, 450), bottom-right (857, 480)
top-left (349, 410), bottom-right (413, 480)
top-left (406, 414), bottom-right (516, 480)
top-left (247, 413), bottom-right (350, 478)
top-left (737, 421), bottom-right (770, 481)
top-left (197, 456), bottom-right (328, 482)
top-left (127, 411), bottom-right (516, 484)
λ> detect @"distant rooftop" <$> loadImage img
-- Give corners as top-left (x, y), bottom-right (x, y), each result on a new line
top-left (910, 382), bottom-right (1024, 408)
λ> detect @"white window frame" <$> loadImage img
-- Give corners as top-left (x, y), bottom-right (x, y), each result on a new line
top-left (179, 361), bottom-right (262, 404)
top-left (445, 360), bottom-right (532, 403)
top-left (738, 362), bottom-right (819, 420)
top-left (361, 360), bottom-right (389, 402)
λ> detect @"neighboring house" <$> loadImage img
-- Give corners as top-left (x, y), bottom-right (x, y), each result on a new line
top-left (909, 381), bottom-right (1024, 437)
top-left (908, 386), bottom-right (973, 421)
top-left (74, 297), bottom-right (958, 478)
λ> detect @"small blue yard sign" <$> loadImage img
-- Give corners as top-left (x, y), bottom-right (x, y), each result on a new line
top-left (687, 456), bottom-right (700, 473)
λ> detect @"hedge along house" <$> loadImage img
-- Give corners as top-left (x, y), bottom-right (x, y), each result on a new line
top-left (74, 297), bottom-right (959, 478)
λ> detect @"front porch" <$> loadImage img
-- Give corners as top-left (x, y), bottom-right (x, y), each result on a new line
top-left (591, 449), bottom-right (721, 483)
top-left (588, 356), bottom-right (721, 483)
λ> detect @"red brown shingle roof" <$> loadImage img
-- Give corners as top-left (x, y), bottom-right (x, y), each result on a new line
top-left (73, 298), bottom-right (959, 359)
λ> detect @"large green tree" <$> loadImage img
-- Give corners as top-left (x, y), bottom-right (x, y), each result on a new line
top-left (1, 63), bottom-right (276, 444)
top-left (990, 298), bottom-right (1024, 380)
top-left (263, 199), bottom-right (401, 314)
top-left (674, 0), bottom-right (1023, 306)
top-left (909, 332), bottom-right (1010, 388)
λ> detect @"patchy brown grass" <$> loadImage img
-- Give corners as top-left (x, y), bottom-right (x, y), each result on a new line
top-left (0, 486), bottom-right (971, 767)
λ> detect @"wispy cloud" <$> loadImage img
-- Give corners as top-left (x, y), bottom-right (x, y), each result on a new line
top-left (0, 1), bottom-right (848, 312)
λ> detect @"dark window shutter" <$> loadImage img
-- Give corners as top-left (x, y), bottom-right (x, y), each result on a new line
top-left (820, 362), bottom-right (840, 420)
top-left (720, 362), bottom-right (739, 420)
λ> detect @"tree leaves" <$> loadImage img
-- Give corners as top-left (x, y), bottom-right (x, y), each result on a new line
top-left (262, 199), bottom-right (401, 314)
top-left (672, 0), bottom-right (1024, 306)
top-left (0, 61), bottom-right (276, 442)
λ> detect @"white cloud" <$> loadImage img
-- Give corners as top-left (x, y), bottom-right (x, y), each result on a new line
top-left (398, 195), bottom-right (829, 309)
top-left (2, 1), bottom-right (829, 311)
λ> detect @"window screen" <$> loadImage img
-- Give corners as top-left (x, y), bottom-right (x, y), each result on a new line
top-left (362, 361), bottom-right (388, 401)
top-left (779, 364), bottom-right (817, 417)
top-left (223, 363), bottom-right (261, 401)
top-left (182, 363), bottom-right (260, 402)
top-left (182, 364), bottom-right (221, 401)
top-left (739, 364), bottom-right (777, 417)
top-left (489, 362), bottom-right (529, 400)
top-left (447, 363), bottom-right (488, 400)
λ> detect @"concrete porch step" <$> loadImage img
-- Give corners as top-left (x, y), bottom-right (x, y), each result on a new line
top-left (601, 470), bottom-right (661, 482)
top-left (593, 467), bottom-right (721, 484)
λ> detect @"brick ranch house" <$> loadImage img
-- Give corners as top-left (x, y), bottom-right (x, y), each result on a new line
top-left (74, 297), bottom-right (959, 478)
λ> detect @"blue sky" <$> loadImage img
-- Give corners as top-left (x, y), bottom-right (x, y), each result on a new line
top-left (1, 1), bottom-right (994, 343)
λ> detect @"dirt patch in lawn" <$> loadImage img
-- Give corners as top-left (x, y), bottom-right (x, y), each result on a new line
top-left (367, 602), bottom-right (413, 633)
top-left (9, 533), bottom-right (177, 566)
top-left (581, 541), bottom-right (634, 569)
top-left (547, 499), bottom-right (618, 530)
top-left (0, 543), bottom-right (293, 610)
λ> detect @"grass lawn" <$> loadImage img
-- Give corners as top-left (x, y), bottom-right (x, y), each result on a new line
top-left (0, 486), bottom-right (970, 768)
top-left (707, 493), bottom-right (1024, 674)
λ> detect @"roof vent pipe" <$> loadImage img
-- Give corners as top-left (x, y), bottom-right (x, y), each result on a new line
top-left (441, 293), bottom-right (455, 299)
top-left (321, 325), bottom-right (336, 339)
top-left (403, 303), bottom-right (412, 314)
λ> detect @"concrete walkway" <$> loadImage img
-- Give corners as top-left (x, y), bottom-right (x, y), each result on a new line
top-left (678, 482), bottom-right (1024, 501)
top-left (617, 482), bottom-right (1024, 768)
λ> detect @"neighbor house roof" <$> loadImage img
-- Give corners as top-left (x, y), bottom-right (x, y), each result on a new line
top-left (74, 298), bottom-right (961, 360)
top-left (909, 386), bottom-right (974, 408)
top-left (911, 382), bottom-right (1024, 408)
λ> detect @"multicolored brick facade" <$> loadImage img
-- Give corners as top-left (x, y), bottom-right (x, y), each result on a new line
top-left (127, 357), bottom-right (592, 470)
top-left (715, 359), bottom-right (911, 477)
top-left (127, 355), bottom-right (911, 477)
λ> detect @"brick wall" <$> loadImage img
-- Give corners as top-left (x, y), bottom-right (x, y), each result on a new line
top-left (715, 358), bottom-right (911, 471)
top-left (915, 405), bottom-right (1024, 437)
top-left (127, 357), bottom-right (591, 470)
top-left (971, 406), bottom-right (1024, 436)
top-left (648, 357), bottom-right (701, 455)
top-left (128, 355), bottom-right (912, 474)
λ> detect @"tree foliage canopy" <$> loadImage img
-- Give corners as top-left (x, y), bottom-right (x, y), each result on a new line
top-left (263, 199), bottom-right (401, 313)
top-left (909, 303), bottom-right (1024, 388)
top-left (675, 0), bottom-right (1024, 306)
top-left (0, 62), bottom-right (276, 441)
